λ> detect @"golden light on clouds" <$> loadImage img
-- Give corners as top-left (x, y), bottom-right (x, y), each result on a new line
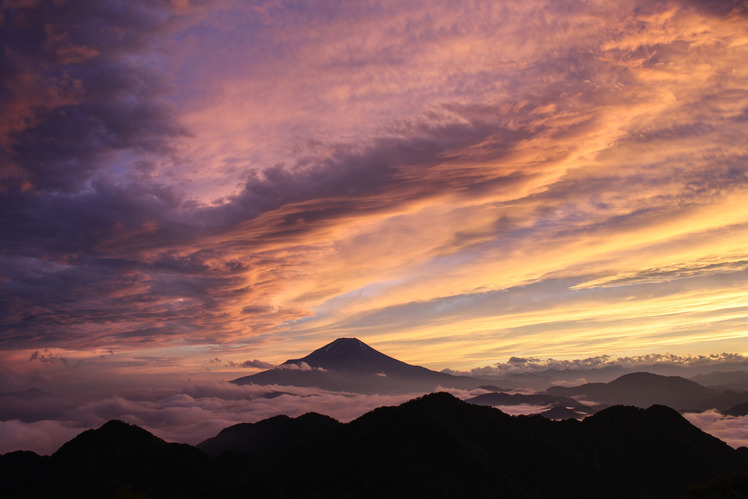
top-left (1, 0), bottom-right (748, 381)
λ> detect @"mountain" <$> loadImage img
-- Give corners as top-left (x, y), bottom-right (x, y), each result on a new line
top-left (3, 393), bottom-right (748, 498)
top-left (546, 372), bottom-right (748, 411)
top-left (465, 391), bottom-right (594, 419)
top-left (0, 420), bottom-right (220, 498)
top-left (231, 337), bottom-right (484, 393)
top-left (691, 370), bottom-right (748, 391)
top-left (198, 412), bottom-right (340, 458)
top-left (214, 393), bottom-right (748, 497)
top-left (723, 403), bottom-right (748, 417)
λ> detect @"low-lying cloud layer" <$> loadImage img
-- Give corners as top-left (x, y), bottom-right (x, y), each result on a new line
top-left (0, 382), bottom-right (483, 455)
top-left (3, 379), bottom-right (746, 456)
top-left (684, 410), bottom-right (748, 449)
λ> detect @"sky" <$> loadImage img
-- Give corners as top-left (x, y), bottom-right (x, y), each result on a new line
top-left (2, 0), bottom-right (748, 452)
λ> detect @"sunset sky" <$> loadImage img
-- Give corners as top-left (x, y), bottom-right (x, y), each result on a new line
top-left (2, 0), bottom-right (748, 401)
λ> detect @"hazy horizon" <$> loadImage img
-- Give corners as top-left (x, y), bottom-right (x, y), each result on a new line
top-left (4, 337), bottom-right (748, 456)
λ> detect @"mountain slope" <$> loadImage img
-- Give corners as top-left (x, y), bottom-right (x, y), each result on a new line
top-left (547, 372), bottom-right (748, 411)
top-left (207, 393), bottom-right (748, 498)
top-left (723, 403), bottom-right (748, 417)
top-left (232, 337), bottom-right (483, 393)
top-left (0, 420), bottom-right (220, 498)
top-left (4, 394), bottom-right (748, 498)
top-left (691, 370), bottom-right (748, 391)
top-left (198, 412), bottom-right (340, 458)
top-left (55, 420), bottom-right (220, 498)
top-left (283, 337), bottom-right (433, 375)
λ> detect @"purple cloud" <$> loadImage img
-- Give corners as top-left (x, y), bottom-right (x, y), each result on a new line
top-left (226, 359), bottom-right (276, 370)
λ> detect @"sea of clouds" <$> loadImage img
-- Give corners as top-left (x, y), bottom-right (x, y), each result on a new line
top-left (3, 380), bottom-right (748, 455)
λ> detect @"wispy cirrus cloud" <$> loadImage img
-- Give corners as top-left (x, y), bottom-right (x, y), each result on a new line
top-left (1, 0), bottom-right (747, 380)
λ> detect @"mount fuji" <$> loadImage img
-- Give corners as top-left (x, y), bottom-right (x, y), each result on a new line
top-left (231, 338), bottom-right (484, 394)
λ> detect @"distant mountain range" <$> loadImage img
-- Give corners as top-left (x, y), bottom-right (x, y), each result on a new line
top-left (231, 338), bottom-right (748, 416)
top-left (4, 393), bottom-right (748, 498)
top-left (232, 337), bottom-right (484, 393)
top-left (546, 372), bottom-right (748, 412)
top-left (466, 391), bottom-right (595, 419)
top-left (724, 403), bottom-right (748, 417)
top-left (691, 371), bottom-right (748, 392)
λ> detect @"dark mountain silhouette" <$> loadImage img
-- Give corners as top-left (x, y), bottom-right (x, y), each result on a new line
top-left (198, 412), bottom-right (340, 458)
top-left (232, 337), bottom-right (484, 393)
top-left (547, 372), bottom-right (748, 411)
top-left (0, 420), bottom-right (220, 498)
top-left (686, 471), bottom-right (748, 498)
top-left (5, 393), bottom-right (748, 498)
top-left (452, 362), bottom-right (748, 393)
top-left (212, 393), bottom-right (748, 498)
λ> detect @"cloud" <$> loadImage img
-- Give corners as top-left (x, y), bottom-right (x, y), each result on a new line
top-left (445, 353), bottom-right (748, 377)
top-left (684, 410), bottom-right (748, 449)
top-left (0, 419), bottom-right (81, 456)
top-left (225, 359), bottom-right (276, 370)
top-left (676, 0), bottom-right (748, 18)
top-left (278, 362), bottom-right (325, 372)
top-left (481, 404), bottom-right (552, 416)
top-left (1, 0), bottom-right (748, 376)
top-left (29, 349), bottom-right (68, 366)
top-left (0, 381), bottom-right (488, 455)
top-left (0, 0), bottom-right (191, 193)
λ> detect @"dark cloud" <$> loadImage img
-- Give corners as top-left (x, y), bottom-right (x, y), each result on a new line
top-left (1, 0), bottom-right (746, 361)
top-left (676, 0), bottom-right (748, 18)
top-left (0, 0), bottom-right (628, 351)
top-left (211, 116), bottom-right (532, 229)
top-left (0, 1), bottom-right (212, 347)
top-left (29, 349), bottom-right (68, 366)
top-left (0, 0), bottom-right (189, 193)
top-left (0, 366), bottom-right (50, 392)
top-left (0, 98), bottom-right (549, 349)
